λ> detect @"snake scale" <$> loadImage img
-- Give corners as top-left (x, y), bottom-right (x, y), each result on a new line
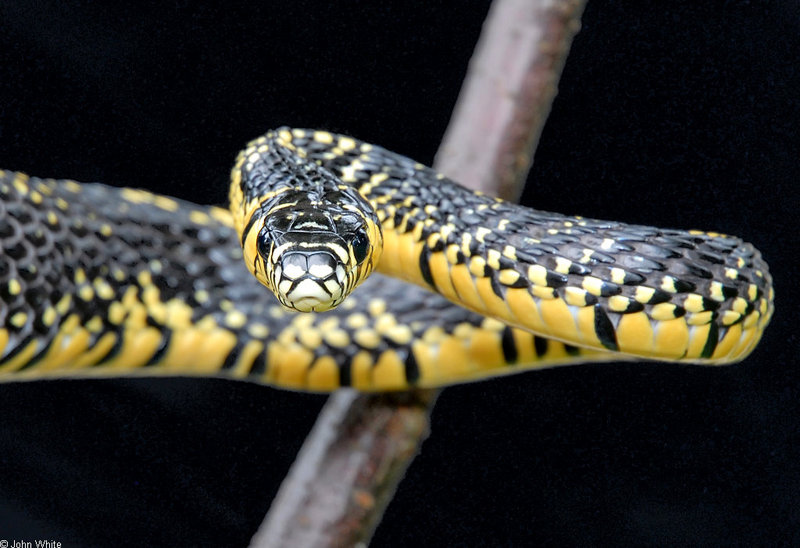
top-left (0, 128), bottom-right (773, 391)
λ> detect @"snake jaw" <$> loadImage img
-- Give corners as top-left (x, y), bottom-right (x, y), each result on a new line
top-left (282, 282), bottom-right (340, 312)
top-left (273, 250), bottom-right (348, 312)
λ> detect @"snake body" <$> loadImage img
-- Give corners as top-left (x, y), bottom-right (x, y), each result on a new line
top-left (0, 128), bottom-right (773, 391)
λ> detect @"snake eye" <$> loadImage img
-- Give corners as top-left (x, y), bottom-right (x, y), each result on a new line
top-left (351, 231), bottom-right (369, 264)
top-left (256, 229), bottom-right (271, 259)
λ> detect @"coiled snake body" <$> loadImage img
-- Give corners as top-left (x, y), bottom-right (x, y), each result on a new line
top-left (0, 128), bottom-right (773, 391)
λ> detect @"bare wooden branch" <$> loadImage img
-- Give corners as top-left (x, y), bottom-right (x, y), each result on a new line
top-left (250, 1), bottom-right (587, 546)
top-left (437, 0), bottom-right (587, 200)
top-left (250, 389), bottom-right (437, 547)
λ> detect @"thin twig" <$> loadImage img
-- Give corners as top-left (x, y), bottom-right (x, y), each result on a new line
top-left (249, 0), bottom-right (586, 546)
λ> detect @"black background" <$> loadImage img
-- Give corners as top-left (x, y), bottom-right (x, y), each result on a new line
top-left (0, 1), bottom-right (799, 546)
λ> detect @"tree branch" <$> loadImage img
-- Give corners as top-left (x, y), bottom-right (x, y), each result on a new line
top-left (437, 0), bottom-right (587, 200)
top-left (249, 1), bottom-right (586, 546)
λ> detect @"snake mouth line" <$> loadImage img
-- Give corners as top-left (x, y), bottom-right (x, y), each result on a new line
top-left (289, 295), bottom-right (341, 313)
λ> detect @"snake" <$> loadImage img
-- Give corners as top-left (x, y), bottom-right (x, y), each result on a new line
top-left (0, 127), bottom-right (773, 391)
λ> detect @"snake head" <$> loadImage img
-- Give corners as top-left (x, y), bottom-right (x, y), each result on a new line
top-left (248, 202), bottom-right (382, 312)
top-left (235, 130), bottom-right (383, 312)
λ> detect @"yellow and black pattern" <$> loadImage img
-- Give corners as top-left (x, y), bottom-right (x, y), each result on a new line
top-left (235, 128), bottom-right (773, 363)
top-left (0, 128), bottom-right (773, 391)
top-left (0, 170), bottom-right (615, 391)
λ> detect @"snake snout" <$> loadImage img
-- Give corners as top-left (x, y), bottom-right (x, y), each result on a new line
top-left (275, 250), bottom-right (347, 312)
